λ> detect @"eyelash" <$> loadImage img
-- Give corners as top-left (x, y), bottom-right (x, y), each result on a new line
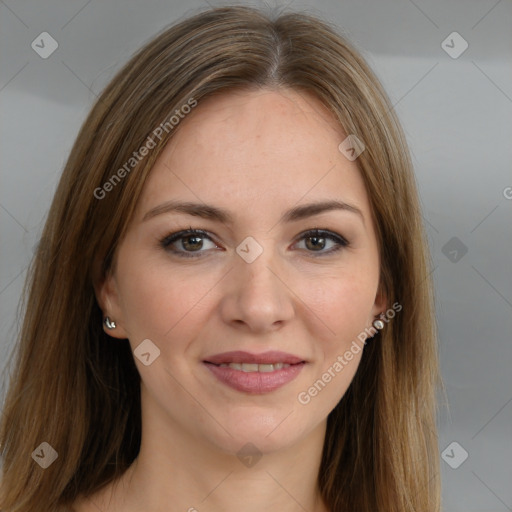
top-left (159, 227), bottom-right (349, 259)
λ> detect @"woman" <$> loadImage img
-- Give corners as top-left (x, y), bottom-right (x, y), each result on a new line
top-left (0, 5), bottom-right (442, 511)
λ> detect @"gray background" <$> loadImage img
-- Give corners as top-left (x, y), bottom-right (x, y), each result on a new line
top-left (1, 0), bottom-right (511, 510)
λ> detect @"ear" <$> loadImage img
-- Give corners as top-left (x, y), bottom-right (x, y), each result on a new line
top-left (94, 269), bottom-right (129, 339)
top-left (370, 284), bottom-right (388, 323)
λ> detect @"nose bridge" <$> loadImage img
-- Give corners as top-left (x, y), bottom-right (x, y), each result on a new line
top-left (223, 235), bottom-right (294, 330)
top-left (235, 235), bottom-right (280, 294)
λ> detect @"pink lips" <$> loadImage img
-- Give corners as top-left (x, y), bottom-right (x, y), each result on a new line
top-left (203, 350), bottom-right (306, 394)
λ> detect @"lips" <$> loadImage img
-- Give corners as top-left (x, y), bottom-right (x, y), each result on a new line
top-left (202, 350), bottom-right (307, 394)
top-left (203, 350), bottom-right (305, 366)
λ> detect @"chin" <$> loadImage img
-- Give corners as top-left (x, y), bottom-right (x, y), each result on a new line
top-left (208, 408), bottom-right (308, 454)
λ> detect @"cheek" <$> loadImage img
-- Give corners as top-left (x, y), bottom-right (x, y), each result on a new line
top-left (297, 277), bottom-right (372, 410)
top-left (115, 254), bottom-right (210, 342)
top-left (304, 270), bottom-right (377, 339)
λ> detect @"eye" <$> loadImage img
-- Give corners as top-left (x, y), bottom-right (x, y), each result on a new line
top-left (160, 228), bottom-right (219, 258)
top-left (293, 229), bottom-right (349, 256)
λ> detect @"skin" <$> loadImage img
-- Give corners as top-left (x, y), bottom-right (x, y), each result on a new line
top-left (76, 88), bottom-right (386, 512)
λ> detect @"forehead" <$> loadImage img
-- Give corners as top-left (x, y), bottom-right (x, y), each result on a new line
top-left (166, 88), bottom-right (345, 162)
top-left (137, 88), bottom-right (371, 222)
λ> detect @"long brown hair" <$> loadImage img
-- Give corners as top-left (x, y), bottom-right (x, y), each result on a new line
top-left (0, 5), bottom-right (442, 511)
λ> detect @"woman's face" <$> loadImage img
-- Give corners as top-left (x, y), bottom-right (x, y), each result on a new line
top-left (98, 88), bottom-right (386, 455)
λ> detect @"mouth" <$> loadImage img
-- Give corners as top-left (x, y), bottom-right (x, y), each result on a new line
top-left (203, 350), bottom-right (306, 366)
top-left (205, 361), bottom-right (303, 372)
top-left (202, 351), bottom-right (307, 394)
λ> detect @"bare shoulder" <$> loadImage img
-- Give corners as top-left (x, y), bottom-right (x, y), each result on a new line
top-left (70, 465), bottom-right (134, 512)
top-left (70, 488), bottom-right (114, 512)
top-left (68, 496), bottom-right (95, 512)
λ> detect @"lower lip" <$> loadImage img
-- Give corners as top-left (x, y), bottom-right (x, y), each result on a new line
top-left (203, 362), bottom-right (305, 394)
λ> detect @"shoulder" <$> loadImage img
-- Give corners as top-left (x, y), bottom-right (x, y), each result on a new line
top-left (69, 491), bottom-right (109, 512)
top-left (68, 467), bottom-right (134, 512)
top-left (69, 480), bottom-right (124, 512)
top-left (67, 497), bottom-right (88, 512)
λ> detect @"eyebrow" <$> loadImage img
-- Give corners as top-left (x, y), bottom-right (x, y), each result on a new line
top-left (142, 199), bottom-right (365, 225)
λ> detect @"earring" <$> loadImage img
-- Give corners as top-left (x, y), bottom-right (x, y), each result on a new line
top-left (372, 318), bottom-right (385, 330)
top-left (104, 316), bottom-right (116, 329)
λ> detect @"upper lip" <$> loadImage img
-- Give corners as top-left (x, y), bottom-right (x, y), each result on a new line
top-left (203, 350), bottom-right (306, 365)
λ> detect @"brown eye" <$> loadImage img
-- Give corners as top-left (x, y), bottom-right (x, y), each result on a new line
top-left (304, 234), bottom-right (327, 251)
top-left (294, 229), bottom-right (349, 256)
top-left (180, 234), bottom-right (204, 251)
top-left (160, 229), bottom-right (218, 258)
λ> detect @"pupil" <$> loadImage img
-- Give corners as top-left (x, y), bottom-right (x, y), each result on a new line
top-left (184, 236), bottom-right (202, 251)
top-left (307, 236), bottom-right (325, 251)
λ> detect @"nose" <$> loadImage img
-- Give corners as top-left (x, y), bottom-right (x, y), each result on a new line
top-left (218, 245), bottom-right (295, 334)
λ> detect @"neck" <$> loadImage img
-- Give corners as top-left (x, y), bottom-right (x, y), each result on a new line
top-left (93, 389), bottom-right (330, 512)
